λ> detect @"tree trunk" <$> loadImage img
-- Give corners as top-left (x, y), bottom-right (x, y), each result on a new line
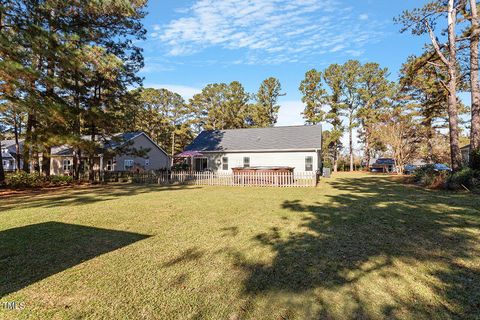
top-left (14, 116), bottom-right (21, 171)
top-left (333, 145), bottom-right (338, 173)
top-left (447, 68), bottom-right (462, 170)
top-left (446, 1), bottom-right (462, 170)
top-left (426, 0), bottom-right (462, 170)
top-left (470, 0), bottom-right (480, 168)
top-left (364, 124), bottom-right (371, 171)
top-left (22, 113), bottom-right (34, 172)
top-left (89, 129), bottom-right (96, 183)
top-left (41, 147), bottom-right (51, 176)
top-left (0, 140), bottom-right (5, 185)
top-left (349, 115), bottom-right (354, 171)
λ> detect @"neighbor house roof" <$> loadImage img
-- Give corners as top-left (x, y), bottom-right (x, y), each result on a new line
top-left (1, 152), bottom-right (13, 159)
top-left (185, 125), bottom-right (322, 152)
top-left (1, 139), bottom-right (22, 158)
top-left (51, 132), bottom-right (169, 157)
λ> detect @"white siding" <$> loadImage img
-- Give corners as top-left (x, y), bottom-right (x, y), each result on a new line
top-left (198, 151), bottom-right (321, 173)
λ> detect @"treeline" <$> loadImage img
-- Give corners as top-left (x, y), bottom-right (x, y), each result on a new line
top-left (1, 0), bottom-right (479, 185)
top-left (123, 78), bottom-right (284, 156)
top-left (303, 0), bottom-right (480, 173)
top-left (0, 0), bottom-right (285, 183)
top-left (0, 1), bottom-right (147, 181)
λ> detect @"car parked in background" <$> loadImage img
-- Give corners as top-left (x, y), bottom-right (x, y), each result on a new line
top-left (403, 164), bottom-right (417, 174)
top-left (433, 164), bottom-right (452, 172)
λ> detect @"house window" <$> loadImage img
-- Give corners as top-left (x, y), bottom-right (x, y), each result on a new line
top-left (305, 156), bottom-right (313, 172)
top-left (243, 157), bottom-right (250, 168)
top-left (124, 159), bottom-right (134, 171)
top-left (2, 160), bottom-right (6, 166)
top-left (222, 157), bottom-right (228, 170)
top-left (145, 159), bottom-right (150, 167)
top-left (106, 160), bottom-right (112, 171)
top-left (194, 157), bottom-right (208, 171)
top-left (63, 159), bottom-right (71, 171)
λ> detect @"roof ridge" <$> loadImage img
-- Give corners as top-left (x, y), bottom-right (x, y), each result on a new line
top-left (202, 124), bottom-right (320, 133)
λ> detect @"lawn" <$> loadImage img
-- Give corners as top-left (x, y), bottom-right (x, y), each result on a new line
top-left (1, 173), bottom-right (479, 319)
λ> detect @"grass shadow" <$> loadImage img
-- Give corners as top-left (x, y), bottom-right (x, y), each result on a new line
top-left (235, 176), bottom-right (480, 318)
top-left (0, 184), bottom-right (201, 212)
top-left (0, 221), bottom-right (150, 298)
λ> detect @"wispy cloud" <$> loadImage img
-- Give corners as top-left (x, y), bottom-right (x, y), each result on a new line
top-left (151, 0), bottom-right (385, 64)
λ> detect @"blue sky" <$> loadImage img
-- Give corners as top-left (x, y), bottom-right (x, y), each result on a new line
top-left (139, 0), bottom-right (431, 127)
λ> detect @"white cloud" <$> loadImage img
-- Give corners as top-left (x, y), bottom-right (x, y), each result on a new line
top-left (143, 84), bottom-right (201, 100)
top-left (359, 14), bottom-right (369, 21)
top-left (152, 0), bottom-right (385, 64)
top-left (276, 100), bottom-right (305, 126)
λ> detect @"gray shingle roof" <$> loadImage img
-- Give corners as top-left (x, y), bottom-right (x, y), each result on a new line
top-left (185, 125), bottom-right (322, 152)
top-left (51, 132), bottom-right (144, 156)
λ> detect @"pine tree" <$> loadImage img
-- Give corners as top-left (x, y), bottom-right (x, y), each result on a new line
top-left (254, 77), bottom-right (284, 127)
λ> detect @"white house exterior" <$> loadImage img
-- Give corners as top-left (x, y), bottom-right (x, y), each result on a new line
top-left (1, 140), bottom-right (23, 172)
top-left (183, 125), bottom-right (322, 173)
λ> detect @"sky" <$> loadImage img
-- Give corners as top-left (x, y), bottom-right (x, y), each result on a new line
top-left (138, 0), bottom-right (434, 130)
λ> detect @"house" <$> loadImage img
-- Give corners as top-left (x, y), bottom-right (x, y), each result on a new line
top-left (50, 132), bottom-right (170, 175)
top-left (181, 125), bottom-right (322, 173)
top-left (369, 158), bottom-right (396, 173)
top-left (461, 144), bottom-right (470, 165)
top-left (0, 140), bottom-right (23, 172)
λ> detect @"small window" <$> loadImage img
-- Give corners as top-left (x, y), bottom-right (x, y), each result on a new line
top-left (145, 159), bottom-right (150, 167)
top-left (305, 156), bottom-right (313, 172)
top-left (243, 157), bottom-right (250, 168)
top-left (124, 159), bottom-right (134, 171)
top-left (106, 160), bottom-right (112, 171)
top-left (63, 159), bottom-right (71, 171)
top-left (2, 160), bottom-right (6, 166)
top-left (222, 157), bottom-right (228, 170)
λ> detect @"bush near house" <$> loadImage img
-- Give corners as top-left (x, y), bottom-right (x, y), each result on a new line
top-left (5, 171), bottom-right (73, 188)
top-left (414, 165), bottom-right (480, 191)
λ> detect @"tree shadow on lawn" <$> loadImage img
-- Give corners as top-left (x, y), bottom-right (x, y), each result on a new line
top-left (0, 221), bottom-right (150, 298)
top-left (235, 176), bottom-right (480, 319)
top-left (0, 184), bottom-right (201, 212)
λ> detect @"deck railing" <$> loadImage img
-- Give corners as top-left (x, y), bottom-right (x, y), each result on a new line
top-left (102, 171), bottom-right (319, 187)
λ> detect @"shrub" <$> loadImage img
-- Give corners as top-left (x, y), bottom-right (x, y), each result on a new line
top-left (6, 172), bottom-right (74, 188)
top-left (413, 165), bottom-right (480, 191)
top-left (470, 148), bottom-right (480, 170)
top-left (6, 171), bottom-right (46, 188)
top-left (48, 175), bottom-right (73, 186)
top-left (172, 163), bottom-right (189, 171)
top-left (447, 167), bottom-right (480, 190)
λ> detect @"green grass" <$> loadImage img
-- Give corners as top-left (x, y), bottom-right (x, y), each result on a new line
top-left (1, 173), bottom-right (479, 319)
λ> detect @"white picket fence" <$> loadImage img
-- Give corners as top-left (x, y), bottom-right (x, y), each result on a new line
top-left (108, 171), bottom-right (318, 187)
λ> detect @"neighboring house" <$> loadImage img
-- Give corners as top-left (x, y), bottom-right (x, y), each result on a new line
top-left (182, 125), bottom-right (322, 173)
top-left (369, 158), bottom-right (396, 173)
top-left (1, 140), bottom-right (23, 172)
top-left (461, 144), bottom-right (470, 165)
top-left (50, 132), bottom-right (170, 175)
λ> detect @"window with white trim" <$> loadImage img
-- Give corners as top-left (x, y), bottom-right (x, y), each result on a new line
top-left (305, 156), bottom-right (313, 172)
top-left (243, 157), bottom-right (250, 168)
top-left (106, 160), bottom-right (112, 171)
top-left (145, 159), bottom-right (150, 167)
top-left (124, 159), bottom-right (134, 171)
top-left (222, 157), bottom-right (228, 170)
top-left (63, 159), bottom-right (71, 171)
